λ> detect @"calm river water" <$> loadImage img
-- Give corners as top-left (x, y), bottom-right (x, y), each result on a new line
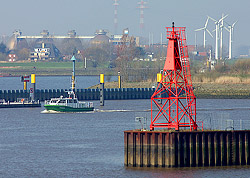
top-left (0, 75), bottom-right (117, 90)
top-left (1, 76), bottom-right (250, 177)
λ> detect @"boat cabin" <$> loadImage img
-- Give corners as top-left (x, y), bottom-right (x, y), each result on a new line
top-left (46, 95), bottom-right (93, 108)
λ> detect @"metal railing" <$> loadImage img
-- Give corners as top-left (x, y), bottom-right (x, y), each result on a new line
top-left (198, 112), bottom-right (250, 131)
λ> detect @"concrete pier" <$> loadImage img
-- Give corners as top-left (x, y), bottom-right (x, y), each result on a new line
top-left (124, 130), bottom-right (250, 167)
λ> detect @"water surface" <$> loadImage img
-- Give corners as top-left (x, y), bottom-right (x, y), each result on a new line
top-left (1, 99), bottom-right (250, 177)
top-left (1, 76), bottom-right (250, 177)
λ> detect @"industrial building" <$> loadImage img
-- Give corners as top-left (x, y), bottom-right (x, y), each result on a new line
top-left (5, 29), bottom-right (140, 61)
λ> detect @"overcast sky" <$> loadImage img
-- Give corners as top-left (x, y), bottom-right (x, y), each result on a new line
top-left (0, 0), bottom-right (249, 54)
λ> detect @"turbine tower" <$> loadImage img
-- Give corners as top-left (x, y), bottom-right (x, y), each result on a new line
top-left (219, 14), bottom-right (227, 59)
top-left (195, 17), bottom-right (213, 49)
top-left (137, 0), bottom-right (148, 31)
top-left (208, 14), bottom-right (228, 60)
top-left (225, 21), bottom-right (237, 59)
top-left (113, 0), bottom-right (119, 34)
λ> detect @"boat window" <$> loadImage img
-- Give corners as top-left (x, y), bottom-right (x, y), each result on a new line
top-left (74, 100), bottom-right (77, 103)
top-left (51, 100), bottom-right (58, 103)
top-left (68, 100), bottom-right (73, 103)
top-left (58, 100), bottom-right (66, 103)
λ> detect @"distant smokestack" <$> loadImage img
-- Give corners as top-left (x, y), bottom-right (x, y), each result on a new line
top-left (113, 0), bottom-right (119, 34)
top-left (137, 0), bottom-right (148, 31)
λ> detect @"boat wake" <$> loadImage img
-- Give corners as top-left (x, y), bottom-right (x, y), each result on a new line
top-left (41, 109), bottom-right (151, 114)
top-left (41, 110), bottom-right (62, 114)
top-left (94, 109), bottom-right (151, 113)
top-left (95, 109), bottom-right (133, 112)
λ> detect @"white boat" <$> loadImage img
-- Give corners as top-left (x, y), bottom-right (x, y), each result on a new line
top-left (44, 91), bottom-right (94, 112)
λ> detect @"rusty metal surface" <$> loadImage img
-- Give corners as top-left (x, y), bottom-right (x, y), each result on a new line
top-left (124, 130), bottom-right (250, 167)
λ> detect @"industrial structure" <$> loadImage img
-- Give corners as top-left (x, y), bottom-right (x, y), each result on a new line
top-left (150, 23), bottom-right (197, 131)
top-left (225, 21), bottom-right (237, 60)
top-left (8, 29), bottom-right (140, 50)
top-left (113, 0), bottom-right (119, 34)
top-left (17, 30), bottom-right (94, 40)
top-left (5, 29), bottom-right (140, 61)
top-left (91, 30), bottom-right (112, 45)
top-left (195, 17), bottom-right (213, 49)
top-left (137, 0), bottom-right (148, 31)
top-left (124, 23), bottom-right (250, 169)
top-left (196, 14), bottom-right (237, 60)
top-left (6, 30), bottom-right (94, 50)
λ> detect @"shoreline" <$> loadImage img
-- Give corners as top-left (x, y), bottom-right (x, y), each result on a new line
top-left (88, 81), bottom-right (250, 99)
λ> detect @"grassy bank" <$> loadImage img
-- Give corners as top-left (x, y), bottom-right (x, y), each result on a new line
top-left (193, 83), bottom-right (250, 99)
top-left (0, 61), bottom-right (116, 76)
top-left (89, 81), bottom-right (250, 99)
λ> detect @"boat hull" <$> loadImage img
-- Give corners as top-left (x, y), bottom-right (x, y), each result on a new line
top-left (0, 103), bottom-right (41, 108)
top-left (44, 105), bottom-right (94, 112)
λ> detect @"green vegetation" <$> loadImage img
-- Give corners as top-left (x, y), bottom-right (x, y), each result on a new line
top-left (0, 61), bottom-right (73, 68)
top-left (191, 59), bottom-right (250, 83)
top-left (0, 61), bottom-right (118, 76)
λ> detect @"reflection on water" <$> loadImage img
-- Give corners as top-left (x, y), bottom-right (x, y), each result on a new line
top-left (126, 166), bottom-right (250, 178)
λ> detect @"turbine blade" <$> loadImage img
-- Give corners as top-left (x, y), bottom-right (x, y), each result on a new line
top-left (219, 14), bottom-right (229, 23)
top-left (206, 29), bottom-right (213, 38)
top-left (224, 26), bottom-right (230, 32)
top-left (195, 27), bottom-right (205, 31)
top-left (207, 15), bottom-right (217, 22)
top-left (232, 20), bottom-right (238, 28)
top-left (205, 17), bottom-right (209, 27)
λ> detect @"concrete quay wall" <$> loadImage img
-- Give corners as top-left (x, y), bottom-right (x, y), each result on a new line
top-left (0, 88), bottom-right (155, 101)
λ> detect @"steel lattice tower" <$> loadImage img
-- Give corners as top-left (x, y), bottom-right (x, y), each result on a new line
top-left (137, 0), bottom-right (147, 30)
top-left (150, 23), bottom-right (197, 131)
top-left (113, 0), bottom-right (119, 34)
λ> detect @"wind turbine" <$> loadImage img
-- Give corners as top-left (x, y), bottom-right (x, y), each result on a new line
top-left (208, 14), bottom-right (228, 60)
top-left (195, 17), bottom-right (213, 49)
top-left (225, 21), bottom-right (237, 59)
top-left (219, 14), bottom-right (227, 59)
